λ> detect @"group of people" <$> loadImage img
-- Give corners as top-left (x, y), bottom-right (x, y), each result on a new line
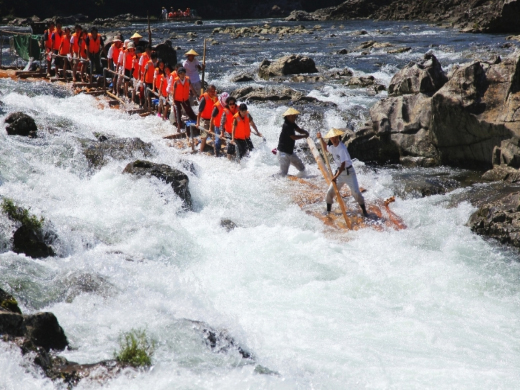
top-left (161, 7), bottom-right (192, 19)
top-left (43, 21), bottom-right (105, 82)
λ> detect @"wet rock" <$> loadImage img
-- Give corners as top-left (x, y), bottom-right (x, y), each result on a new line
top-left (284, 10), bottom-right (321, 21)
top-left (343, 127), bottom-right (399, 164)
top-left (387, 46), bottom-right (412, 54)
top-left (4, 112), bottom-right (38, 137)
top-left (123, 160), bottom-right (192, 210)
top-left (468, 192), bottom-right (520, 248)
top-left (388, 53), bottom-right (448, 96)
top-left (24, 312), bottom-right (68, 351)
top-left (350, 29), bottom-right (369, 36)
top-left (81, 136), bottom-right (154, 168)
top-left (0, 288), bottom-right (21, 314)
top-left (482, 166), bottom-right (520, 183)
top-left (190, 320), bottom-right (252, 360)
top-left (0, 311), bottom-right (25, 336)
top-left (231, 86), bottom-right (302, 102)
top-left (231, 72), bottom-right (255, 82)
top-left (335, 48), bottom-right (349, 54)
top-left (258, 54), bottom-right (318, 79)
top-left (220, 219), bottom-right (237, 231)
top-left (13, 225), bottom-right (56, 259)
top-left (492, 137), bottom-right (520, 168)
top-left (348, 76), bottom-right (376, 87)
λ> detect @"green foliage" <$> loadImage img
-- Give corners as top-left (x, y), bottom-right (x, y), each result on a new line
top-left (114, 329), bottom-right (155, 367)
top-left (1, 198), bottom-right (44, 230)
top-left (0, 297), bottom-right (22, 314)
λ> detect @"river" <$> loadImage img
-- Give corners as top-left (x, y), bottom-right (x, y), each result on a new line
top-left (1, 18), bottom-right (520, 389)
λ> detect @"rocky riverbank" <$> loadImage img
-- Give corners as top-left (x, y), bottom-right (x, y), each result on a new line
top-left (286, 0), bottom-right (520, 33)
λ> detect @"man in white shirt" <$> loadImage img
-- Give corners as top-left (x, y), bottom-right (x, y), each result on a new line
top-left (317, 128), bottom-right (368, 217)
top-left (182, 49), bottom-right (204, 105)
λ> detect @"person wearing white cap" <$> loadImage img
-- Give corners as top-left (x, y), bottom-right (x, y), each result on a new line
top-left (183, 49), bottom-right (204, 105)
top-left (317, 129), bottom-right (368, 217)
top-left (277, 107), bottom-right (309, 177)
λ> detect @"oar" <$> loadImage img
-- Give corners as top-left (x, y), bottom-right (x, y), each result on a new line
top-left (318, 137), bottom-right (352, 230)
top-left (200, 39), bottom-right (207, 96)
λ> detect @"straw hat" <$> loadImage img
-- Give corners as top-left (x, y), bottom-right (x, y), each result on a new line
top-left (130, 33), bottom-right (142, 39)
top-left (283, 108), bottom-right (300, 117)
top-left (323, 128), bottom-right (345, 139)
top-left (185, 49), bottom-right (199, 56)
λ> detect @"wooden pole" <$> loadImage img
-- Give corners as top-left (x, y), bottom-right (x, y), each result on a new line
top-left (318, 137), bottom-right (352, 230)
top-left (200, 39), bottom-right (207, 95)
top-left (147, 12), bottom-right (152, 46)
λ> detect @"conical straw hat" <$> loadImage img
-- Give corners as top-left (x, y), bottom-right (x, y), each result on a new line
top-left (130, 33), bottom-right (142, 39)
top-left (283, 108), bottom-right (300, 116)
top-left (323, 128), bottom-right (345, 138)
top-left (185, 49), bottom-right (199, 56)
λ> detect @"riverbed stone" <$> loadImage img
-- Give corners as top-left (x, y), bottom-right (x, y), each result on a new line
top-left (24, 312), bottom-right (68, 351)
top-left (4, 112), bottom-right (38, 137)
top-left (13, 225), bottom-right (56, 259)
top-left (81, 136), bottom-right (154, 168)
top-left (468, 192), bottom-right (520, 248)
top-left (123, 160), bottom-right (192, 210)
top-left (258, 54), bottom-right (318, 79)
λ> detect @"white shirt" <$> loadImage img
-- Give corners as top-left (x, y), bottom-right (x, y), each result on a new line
top-left (107, 45), bottom-right (114, 59)
top-left (327, 142), bottom-right (353, 171)
top-left (182, 58), bottom-right (200, 82)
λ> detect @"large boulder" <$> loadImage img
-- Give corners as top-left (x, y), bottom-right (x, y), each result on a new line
top-left (430, 58), bottom-right (519, 168)
top-left (13, 225), bottom-right (56, 259)
top-left (258, 55), bottom-right (318, 79)
top-left (4, 112), bottom-right (38, 137)
top-left (468, 192), bottom-right (520, 248)
top-left (81, 136), bottom-right (154, 168)
top-left (24, 312), bottom-right (68, 351)
top-left (154, 40), bottom-right (177, 68)
top-left (388, 53), bottom-right (448, 96)
top-left (123, 160), bottom-right (192, 210)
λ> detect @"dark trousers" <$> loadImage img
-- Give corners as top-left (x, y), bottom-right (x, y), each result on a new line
top-left (173, 100), bottom-right (196, 129)
top-left (88, 52), bottom-right (102, 75)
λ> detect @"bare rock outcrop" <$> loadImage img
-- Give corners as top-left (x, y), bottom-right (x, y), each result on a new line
top-left (258, 55), bottom-right (318, 79)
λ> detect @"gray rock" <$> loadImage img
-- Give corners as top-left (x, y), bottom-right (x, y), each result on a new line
top-left (482, 166), bottom-right (520, 183)
top-left (4, 112), bottom-right (38, 137)
top-left (231, 73), bottom-right (255, 82)
top-left (220, 219), bottom-right (237, 231)
top-left (13, 225), bottom-right (56, 259)
top-left (81, 136), bottom-right (154, 168)
top-left (0, 288), bottom-right (21, 314)
top-left (258, 54), bottom-right (318, 79)
top-left (24, 312), bottom-right (68, 351)
top-left (468, 192), bottom-right (520, 248)
top-left (388, 53), bottom-right (448, 96)
top-left (123, 160), bottom-right (192, 210)
top-left (348, 76), bottom-right (376, 87)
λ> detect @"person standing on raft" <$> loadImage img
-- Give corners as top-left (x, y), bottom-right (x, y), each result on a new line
top-left (183, 49), bottom-right (204, 105)
top-left (277, 108), bottom-right (309, 177)
top-left (317, 129), bottom-right (368, 217)
top-left (231, 103), bottom-right (263, 161)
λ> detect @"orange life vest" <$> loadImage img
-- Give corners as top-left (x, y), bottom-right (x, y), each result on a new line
top-left (59, 35), bottom-right (70, 55)
top-left (52, 30), bottom-right (63, 51)
top-left (124, 50), bottom-right (134, 70)
top-left (223, 106), bottom-right (238, 134)
top-left (174, 76), bottom-right (191, 101)
top-left (71, 32), bottom-right (81, 53)
top-left (161, 74), bottom-right (169, 97)
top-left (111, 44), bottom-right (122, 66)
top-left (234, 112), bottom-right (250, 139)
top-left (132, 55), bottom-right (140, 79)
top-left (87, 33), bottom-right (101, 53)
top-left (80, 37), bottom-right (88, 58)
top-left (45, 27), bottom-right (54, 50)
top-left (213, 101), bottom-right (223, 127)
top-left (155, 72), bottom-right (163, 90)
top-left (143, 60), bottom-right (155, 84)
top-left (200, 92), bottom-right (217, 120)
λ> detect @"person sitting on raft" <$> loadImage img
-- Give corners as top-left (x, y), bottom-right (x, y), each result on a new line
top-left (317, 129), bottom-right (368, 217)
top-left (277, 107), bottom-right (309, 177)
top-left (231, 103), bottom-right (263, 161)
top-left (171, 67), bottom-right (198, 131)
top-left (220, 96), bottom-right (239, 160)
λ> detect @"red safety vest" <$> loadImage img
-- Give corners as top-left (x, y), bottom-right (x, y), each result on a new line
top-left (52, 30), bottom-right (63, 51)
top-left (200, 92), bottom-right (217, 120)
top-left (174, 77), bottom-right (190, 101)
top-left (87, 33), bottom-right (101, 54)
top-left (223, 106), bottom-right (238, 134)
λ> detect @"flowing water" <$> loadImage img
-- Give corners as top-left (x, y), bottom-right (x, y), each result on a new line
top-left (1, 19), bottom-right (520, 389)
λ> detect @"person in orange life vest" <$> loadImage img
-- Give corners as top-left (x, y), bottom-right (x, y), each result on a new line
top-left (115, 40), bottom-right (130, 96)
top-left (196, 84), bottom-right (218, 153)
top-left (141, 51), bottom-right (157, 110)
top-left (43, 21), bottom-right (55, 77)
top-left (220, 96), bottom-right (239, 159)
top-left (57, 27), bottom-right (71, 81)
top-left (171, 67), bottom-right (198, 131)
top-left (154, 59), bottom-right (166, 116)
top-left (77, 30), bottom-right (89, 81)
top-left (85, 27), bottom-right (104, 75)
top-left (132, 46), bottom-right (144, 107)
top-left (69, 25), bottom-right (85, 82)
top-left (107, 37), bottom-right (122, 71)
top-left (120, 41), bottom-right (136, 99)
top-left (231, 103), bottom-right (263, 160)
top-left (158, 64), bottom-right (172, 120)
top-left (49, 20), bottom-right (63, 77)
